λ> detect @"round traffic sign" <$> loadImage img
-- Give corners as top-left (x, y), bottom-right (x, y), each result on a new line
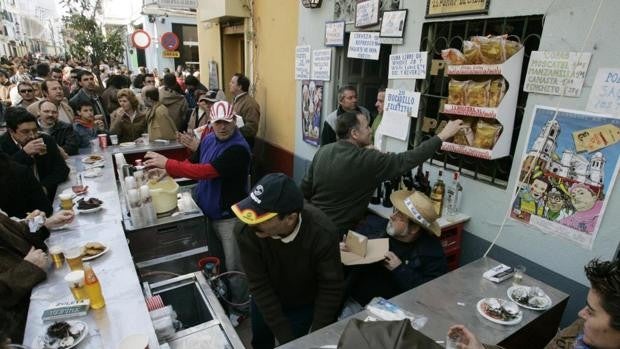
top-left (131, 29), bottom-right (151, 49)
top-left (160, 32), bottom-right (180, 51)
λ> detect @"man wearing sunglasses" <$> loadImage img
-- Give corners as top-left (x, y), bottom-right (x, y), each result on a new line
top-left (14, 82), bottom-right (40, 109)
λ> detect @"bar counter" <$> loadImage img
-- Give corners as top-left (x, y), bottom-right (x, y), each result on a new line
top-left (23, 142), bottom-right (187, 348)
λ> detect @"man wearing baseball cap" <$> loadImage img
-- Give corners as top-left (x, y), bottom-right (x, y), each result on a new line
top-left (348, 190), bottom-right (447, 306)
top-left (144, 100), bottom-right (251, 308)
top-left (232, 173), bottom-right (344, 348)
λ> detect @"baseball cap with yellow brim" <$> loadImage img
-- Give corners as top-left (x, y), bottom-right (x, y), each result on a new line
top-left (390, 190), bottom-right (441, 237)
top-left (231, 173), bottom-right (304, 225)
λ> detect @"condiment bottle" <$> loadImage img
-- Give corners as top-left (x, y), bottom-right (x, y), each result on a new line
top-left (430, 170), bottom-right (445, 217)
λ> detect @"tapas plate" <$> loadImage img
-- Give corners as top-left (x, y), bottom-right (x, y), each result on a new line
top-left (476, 298), bottom-right (523, 325)
top-left (81, 154), bottom-right (104, 164)
top-left (82, 168), bottom-right (102, 178)
top-left (41, 320), bottom-right (88, 349)
top-left (119, 142), bottom-right (136, 148)
top-left (81, 243), bottom-right (109, 261)
top-left (77, 206), bottom-right (103, 214)
top-left (507, 285), bottom-right (552, 310)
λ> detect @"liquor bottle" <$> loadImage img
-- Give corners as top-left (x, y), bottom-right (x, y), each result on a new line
top-left (403, 170), bottom-right (414, 191)
top-left (381, 181), bottom-right (393, 208)
top-left (430, 171), bottom-right (445, 217)
top-left (423, 171), bottom-right (432, 196)
top-left (83, 263), bottom-right (106, 309)
top-left (446, 172), bottom-right (463, 221)
top-left (413, 166), bottom-right (425, 192)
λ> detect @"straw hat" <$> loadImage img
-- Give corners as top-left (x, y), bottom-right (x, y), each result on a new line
top-left (390, 190), bottom-right (441, 237)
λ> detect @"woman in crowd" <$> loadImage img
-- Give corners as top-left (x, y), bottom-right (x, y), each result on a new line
top-left (109, 88), bottom-right (147, 143)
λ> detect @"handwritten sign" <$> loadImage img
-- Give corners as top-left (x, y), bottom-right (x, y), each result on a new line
top-left (347, 32), bottom-right (380, 60)
top-left (388, 52), bottom-right (428, 79)
top-left (384, 88), bottom-right (421, 117)
top-left (311, 49), bottom-right (331, 81)
top-left (295, 45), bottom-right (311, 80)
top-left (355, 0), bottom-right (379, 27)
top-left (325, 21), bottom-right (345, 46)
top-left (524, 51), bottom-right (591, 97)
top-left (586, 68), bottom-right (620, 117)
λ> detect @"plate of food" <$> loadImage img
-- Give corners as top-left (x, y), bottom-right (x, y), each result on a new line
top-left (76, 198), bottom-right (103, 213)
top-left (81, 154), bottom-right (104, 165)
top-left (477, 298), bottom-right (522, 325)
top-left (119, 142), bottom-right (136, 148)
top-left (507, 285), bottom-right (552, 310)
top-left (81, 242), bottom-right (109, 261)
top-left (82, 168), bottom-right (102, 178)
top-left (41, 320), bottom-right (88, 349)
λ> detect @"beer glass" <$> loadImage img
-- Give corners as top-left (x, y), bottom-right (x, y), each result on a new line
top-left (65, 246), bottom-right (84, 271)
top-left (64, 270), bottom-right (87, 301)
top-left (44, 237), bottom-right (65, 270)
top-left (59, 193), bottom-right (74, 210)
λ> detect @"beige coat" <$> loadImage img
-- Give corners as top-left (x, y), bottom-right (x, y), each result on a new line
top-left (109, 107), bottom-right (148, 143)
top-left (146, 102), bottom-right (177, 141)
top-left (232, 92), bottom-right (260, 139)
top-left (159, 87), bottom-right (188, 131)
top-left (27, 100), bottom-right (75, 124)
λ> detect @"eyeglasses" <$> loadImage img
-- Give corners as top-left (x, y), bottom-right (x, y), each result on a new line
top-left (19, 89), bottom-right (33, 93)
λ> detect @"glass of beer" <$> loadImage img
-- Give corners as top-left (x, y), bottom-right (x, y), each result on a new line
top-left (65, 246), bottom-right (84, 271)
top-left (64, 270), bottom-right (87, 301)
top-left (59, 193), bottom-right (74, 210)
top-left (45, 238), bottom-right (65, 270)
top-left (37, 137), bottom-right (47, 156)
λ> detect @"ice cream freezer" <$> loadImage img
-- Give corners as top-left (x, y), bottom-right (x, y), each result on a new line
top-left (143, 271), bottom-right (245, 348)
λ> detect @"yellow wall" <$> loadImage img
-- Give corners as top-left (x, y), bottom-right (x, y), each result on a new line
top-left (197, 20), bottom-right (222, 89)
top-left (252, 1), bottom-right (298, 152)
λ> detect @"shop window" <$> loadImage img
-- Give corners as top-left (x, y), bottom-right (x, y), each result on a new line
top-left (416, 15), bottom-right (543, 188)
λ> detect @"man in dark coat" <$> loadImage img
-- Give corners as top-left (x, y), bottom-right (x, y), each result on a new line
top-left (0, 107), bottom-right (69, 200)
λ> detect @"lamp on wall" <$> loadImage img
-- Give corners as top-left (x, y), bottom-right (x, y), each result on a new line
top-left (301, 0), bottom-right (322, 9)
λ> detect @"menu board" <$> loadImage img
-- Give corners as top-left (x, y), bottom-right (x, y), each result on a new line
top-left (295, 45), bottom-right (311, 80)
top-left (311, 49), bottom-right (332, 81)
top-left (524, 51), bottom-right (591, 97)
top-left (347, 32), bottom-right (381, 60)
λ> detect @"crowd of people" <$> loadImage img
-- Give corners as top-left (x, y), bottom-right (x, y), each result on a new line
top-left (0, 53), bottom-right (618, 349)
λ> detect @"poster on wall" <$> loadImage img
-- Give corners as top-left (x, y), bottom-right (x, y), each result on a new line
top-left (334, 0), bottom-right (356, 24)
top-left (347, 32), bottom-right (381, 60)
top-left (355, 0), bottom-right (380, 28)
top-left (301, 80), bottom-right (323, 146)
top-left (524, 51), bottom-right (592, 97)
top-left (325, 21), bottom-right (345, 46)
top-left (388, 52), bottom-right (428, 79)
top-left (510, 105), bottom-right (620, 249)
top-left (312, 49), bottom-right (332, 81)
top-left (295, 45), bottom-right (311, 80)
top-left (586, 68), bottom-right (620, 118)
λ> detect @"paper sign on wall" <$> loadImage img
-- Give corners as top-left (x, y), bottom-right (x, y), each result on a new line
top-left (384, 88), bottom-right (421, 117)
top-left (311, 49), bottom-right (332, 81)
top-left (388, 52), bottom-right (428, 79)
top-left (524, 51), bottom-right (591, 97)
top-left (379, 111), bottom-right (410, 141)
top-left (586, 68), bottom-right (620, 117)
top-left (347, 32), bottom-right (381, 60)
top-left (295, 45), bottom-right (311, 80)
top-left (572, 124), bottom-right (620, 153)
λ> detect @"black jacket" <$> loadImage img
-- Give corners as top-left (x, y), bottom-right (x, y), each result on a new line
top-left (42, 121), bottom-right (80, 156)
top-left (70, 88), bottom-right (109, 127)
top-left (0, 132), bottom-right (69, 200)
top-left (0, 154), bottom-right (52, 218)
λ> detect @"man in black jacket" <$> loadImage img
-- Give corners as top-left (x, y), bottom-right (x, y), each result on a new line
top-left (0, 107), bottom-right (69, 200)
top-left (35, 100), bottom-right (79, 157)
top-left (69, 70), bottom-right (109, 128)
top-left (232, 173), bottom-right (344, 349)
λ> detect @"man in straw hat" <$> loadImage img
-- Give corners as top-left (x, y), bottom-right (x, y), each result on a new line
top-left (232, 173), bottom-right (344, 349)
top-left (348, 189), bottom-right (447, 306)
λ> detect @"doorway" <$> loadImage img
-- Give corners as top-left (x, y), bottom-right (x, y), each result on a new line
top-left (335, 34), bottom-right (391, 119)
top-left (221, 25), bottom-right (245, 100)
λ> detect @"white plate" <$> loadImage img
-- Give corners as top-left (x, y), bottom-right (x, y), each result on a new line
top-left (81, 155), bottom-right (104, 164)
top-left (84, 161), bottom-right (105, 168)
top-left (476, 298), bottom-right (523, 325)
top-left (77, 205), bottom-right (103, 214)
top-left (82, 168), bottom-right (102, 178)
top-left (82, 245), bottom-right (110, 261)
top-left (119, 142), bottom-right (136, 148)
top-left (41, 320), bottom-right (88, 349)
top-left (507, 286), bottom-right (552, 311)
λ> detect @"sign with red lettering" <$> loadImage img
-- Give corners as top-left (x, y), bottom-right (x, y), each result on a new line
top-left (160, 32), bottom-right (180, 51)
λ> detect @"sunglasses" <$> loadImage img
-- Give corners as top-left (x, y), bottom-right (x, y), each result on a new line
top-left (19, 89), bottom-right (33, 93)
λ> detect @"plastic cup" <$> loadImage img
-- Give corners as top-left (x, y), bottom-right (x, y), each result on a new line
top-left (141, 133), bottom-right (150, 144)
top-left (45, 237), bottom-right (65, 270)
top-left (98, 134), bottom-right (108, 149)
top-left (513, 265), bottom-right (526, 285)
top-left (119, 334), bottom-right (149, 349)
top-left (64, 270), bottom-right (87, 301)
top-left (65, 246), bottom-right (84, 271)
top-left (109, 134), bottom-right (119, 145)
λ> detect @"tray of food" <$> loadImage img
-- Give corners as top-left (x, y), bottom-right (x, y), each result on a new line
top-left (507, 285), bottom-right (552, 310)
top-left (477, 298), bottom-right (522, 325)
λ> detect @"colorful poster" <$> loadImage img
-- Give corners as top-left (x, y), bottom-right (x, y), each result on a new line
top-left (510, 105), bottom-right (620, 249)
top-left (301, 81), bottom-right (323, 146)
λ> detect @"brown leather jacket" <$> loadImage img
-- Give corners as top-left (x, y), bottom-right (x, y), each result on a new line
top-left (109, 107), bottom-right (148, 143)
top-left (146, 102), bottom-right (177, 141)
top-left (232, 92), bottom-right (260, 140)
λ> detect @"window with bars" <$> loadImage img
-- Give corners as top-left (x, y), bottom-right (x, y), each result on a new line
top-left (414, 15), bottom-right (544, 188)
